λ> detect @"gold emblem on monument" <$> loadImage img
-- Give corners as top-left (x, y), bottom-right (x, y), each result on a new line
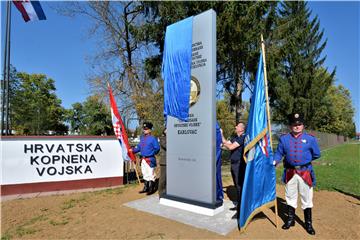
top-left (189, 76), bottom-right (201, 107)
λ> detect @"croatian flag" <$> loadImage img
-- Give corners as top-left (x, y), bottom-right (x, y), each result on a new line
top-left (13, 1), bottom-right (46, 22)
top-left (108, 83), bottom-right (135, 162)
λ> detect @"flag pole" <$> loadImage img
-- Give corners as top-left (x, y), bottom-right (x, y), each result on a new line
top-left (107, 82), bottom-right (141, 185)
top-left (6, 1), bottom-right (12, 135)
top-left (134, 159), bottom-right (141, 185)
top-left (261, 34), bottom-right (279, 229)
top-left (1, 1), bottom-right (11, 135)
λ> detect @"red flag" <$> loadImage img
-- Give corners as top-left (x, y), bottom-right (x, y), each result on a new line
top-left (108, 83), bottom-right (135, 162)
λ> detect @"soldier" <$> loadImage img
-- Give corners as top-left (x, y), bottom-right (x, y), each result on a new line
top-left (273, 113), bottom-right (321, 235)
top-left (131, 122), bottom-right (160, 195)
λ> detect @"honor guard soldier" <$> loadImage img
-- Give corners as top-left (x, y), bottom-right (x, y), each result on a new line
top-left (131, 122), bottom-right (160, 195)
top-left (273, 113), bottom-right (321, 235)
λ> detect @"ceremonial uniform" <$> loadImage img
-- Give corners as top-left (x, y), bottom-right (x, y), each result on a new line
top-left (274, 132), bottom-right (320, 207)
top-left (132, 122), bottom-right (160, 195)
top-left (273, 113), bottom-right (320, 235)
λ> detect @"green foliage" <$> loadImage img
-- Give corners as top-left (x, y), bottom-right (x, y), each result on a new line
top-left (1, 232), bottom-right (12, 240)
top-left (60, 1), bottom-right (355, 137)
top-left (314, 85), bottom-right (356, 137)
top-left (217, 100), bottom-right (235, 139)
top-left (66, 95), bottom-right (113, 135)
top-left (141, 2), bottom-right (277, 123)
top-left (217, 96), bottom-right (249, 139)
top-left (215, 2), bottom-right (277, 122)
top-left (132, 89), bottom-right (165, 137)
top-left (49, 219), bottom-right (69, 226)
top-left (11, 73), bottom-right (67, 135)
top-left (12, 215), bottom-right (47, 237)
top-left (269, 2), bottom-right (335, 128)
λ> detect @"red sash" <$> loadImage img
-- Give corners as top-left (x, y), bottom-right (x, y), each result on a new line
top-left (286, 169), bottom-right (313, 187)
top-left (142, 157), bottom-right (151, 166)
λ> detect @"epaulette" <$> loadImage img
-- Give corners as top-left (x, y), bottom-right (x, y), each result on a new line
top-left (307, 132), bottom-right (316, 137)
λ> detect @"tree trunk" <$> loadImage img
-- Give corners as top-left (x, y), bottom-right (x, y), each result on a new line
top-left (235, 75), bottom-right (243, 124)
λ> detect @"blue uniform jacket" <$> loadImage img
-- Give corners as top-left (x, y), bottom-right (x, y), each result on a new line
top-left (133, 135), bottom-right (160, 168)
top-left (274, 132), bottom-right (321, 185)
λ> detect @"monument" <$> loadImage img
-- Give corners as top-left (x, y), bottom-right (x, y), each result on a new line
top-left (160, 9), bottom-right (223, 216)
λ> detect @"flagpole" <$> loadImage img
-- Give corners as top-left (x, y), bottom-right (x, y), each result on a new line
top-left (260, 34), bottom-right (273, 150)
top-left (1, 1), bottom-right (11, 135)
top-left (107, 82), bottom-right (141, 185)
top-left (261, 34), bottom-right (279, 229)
top-left (6, 1), bottom-right (12, 135)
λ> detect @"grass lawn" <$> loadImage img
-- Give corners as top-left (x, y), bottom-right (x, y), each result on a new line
top-left (275, 142), bottom-right (360, 197)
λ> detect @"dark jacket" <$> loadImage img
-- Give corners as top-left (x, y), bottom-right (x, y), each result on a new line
top-left (159, 135), bottom-right (166, 165)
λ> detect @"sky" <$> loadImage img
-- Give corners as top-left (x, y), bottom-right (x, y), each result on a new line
top-left (1, 1), bottom-right (359, 131)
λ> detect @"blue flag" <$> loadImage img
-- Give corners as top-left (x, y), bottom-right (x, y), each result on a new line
top-left (162, 16), bottom-right (193, 122)
top-left (239, 51), bottom-right (276, 230)
top-left (216, 121), bottom-right (224, 202)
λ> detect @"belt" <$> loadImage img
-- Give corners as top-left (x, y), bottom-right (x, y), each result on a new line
top-left (291, 163), bottom-right (311, 170)
top-left (142, 155), bottom-right (154, 158)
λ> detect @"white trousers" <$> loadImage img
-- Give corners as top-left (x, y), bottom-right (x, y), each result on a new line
top-left (285, 174), bottom-right (313, 209)
top-left (141, 159), bottom-right (155, 181)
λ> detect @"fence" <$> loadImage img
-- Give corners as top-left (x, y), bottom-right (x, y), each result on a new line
top-left (272, 123), bottom-right (347, 150)
top-left (123, 120), bottom-right (349, 184)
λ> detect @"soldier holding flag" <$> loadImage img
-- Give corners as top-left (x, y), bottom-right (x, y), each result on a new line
top-left (273, 113), bottom-right (321, 235)
top-left (131, 122), bottom-right (160, 195)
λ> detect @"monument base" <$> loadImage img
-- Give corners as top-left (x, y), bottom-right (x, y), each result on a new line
top-left (160, 194), bottom-right (224, 216)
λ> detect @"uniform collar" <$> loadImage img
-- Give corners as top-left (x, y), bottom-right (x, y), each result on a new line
top-left (290, 132), bottom-right (303, 139)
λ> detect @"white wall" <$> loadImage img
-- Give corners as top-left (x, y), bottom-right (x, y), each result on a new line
top-left (1, 138), bottom-right (124, 185)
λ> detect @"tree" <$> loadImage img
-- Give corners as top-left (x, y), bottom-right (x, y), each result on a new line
top-left (314, 84), bottom-right (355, 138)
top-left (59, 2), bottom-right (279, 125)
top-left (217, 94), bottom-right (249, 138)
top-left (217, 99), bottom-right (235, 139)
top-left (269, 1), bottom-right (335, 129)
top-left (213, 2), bottom-right (277, 123)
top-left (66, 95), bottom-right (113, 135)
top-left (58, 2), bottom-right (162, 127)
top-left (11, 73), bottom-right (67, 135)
top-left (5, 65), bottom-right (21, 133)
top-left (140, 2), bottom-right (278, 123)
top-left (65, 102), bottom-right (84, 134)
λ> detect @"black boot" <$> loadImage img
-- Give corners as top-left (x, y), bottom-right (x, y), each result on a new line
top-left (139, 181), bottom-right (148, 193)
top-left (146, 181), bottom-right (155, 195)
top-left (304, 208), bottom-right (316, 235)
top-left (282, 206), bottom-right (295, 229)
